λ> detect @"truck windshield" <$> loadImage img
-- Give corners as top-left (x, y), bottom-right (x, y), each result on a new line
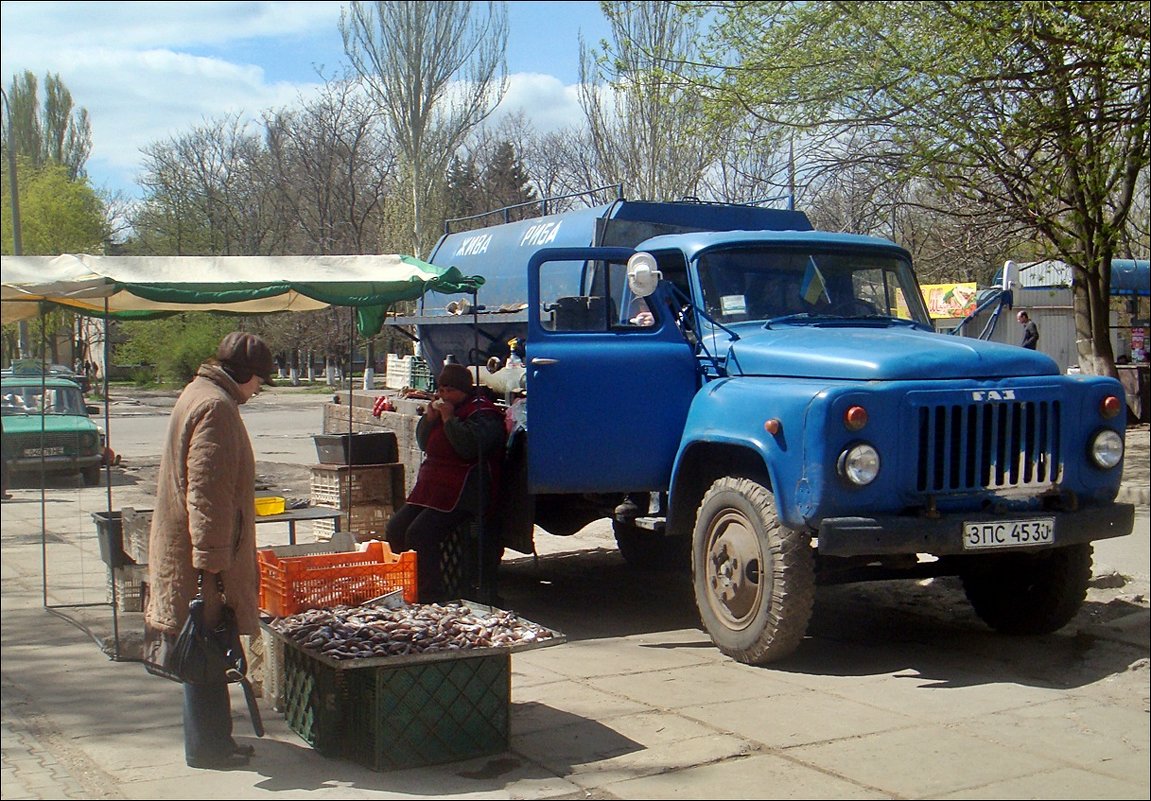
top-left (696, 247), bottom-right (931, 327)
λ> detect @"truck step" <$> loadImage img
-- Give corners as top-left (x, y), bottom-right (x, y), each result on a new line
top-left (633, 516), bottom-right (666, 531)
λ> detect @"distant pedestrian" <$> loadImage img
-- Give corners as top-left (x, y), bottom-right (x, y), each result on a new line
top-left (144, 332), bottom-right (274, 769)
top-left (1017, 310), bottom-right (1039, 350)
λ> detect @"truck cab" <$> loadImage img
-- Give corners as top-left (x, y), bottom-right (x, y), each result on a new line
top-left (398, 197), bottom-right (1134, 664)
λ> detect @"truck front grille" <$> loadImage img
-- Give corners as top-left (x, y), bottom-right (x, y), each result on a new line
top-left (916, 400), bottom-right (1061, 492)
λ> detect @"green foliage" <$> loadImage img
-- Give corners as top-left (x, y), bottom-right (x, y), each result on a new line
top-left (482, 142), bottom-right (537, 218)
top-left (115, 315), bottom-right (236, 384)
top-left (1, 159), bottom-right (106, 254)
top-left (2, 70), bottom-right (92, 179)
top-left (445, 155), bottom-right (483, 221)
top-left (701, 0), bottom-right (1149, 373)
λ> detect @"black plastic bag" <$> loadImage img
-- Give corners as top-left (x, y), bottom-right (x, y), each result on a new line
top-left (142, 572), bottom-right (264, 736)
top-left (170, 596), bottom-right (246, 685)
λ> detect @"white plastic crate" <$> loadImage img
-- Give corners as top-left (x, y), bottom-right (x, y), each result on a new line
top-left (310, 464), bottom-right (404, 508)
top-left (106, 563), bottom-right (148, 612)
top-left (385, 354), bottom-right (414, 389)
top-left (312, 502), bottom-right (395, 542)
top-left (259, 627), bottom-right (286, 710)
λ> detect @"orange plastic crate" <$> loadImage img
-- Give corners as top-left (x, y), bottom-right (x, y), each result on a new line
top-left (259, 540), bottom-right (419, 616)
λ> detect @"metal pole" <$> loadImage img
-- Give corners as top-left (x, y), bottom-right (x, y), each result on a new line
top-left (0, 87), bottom-right (29, 357)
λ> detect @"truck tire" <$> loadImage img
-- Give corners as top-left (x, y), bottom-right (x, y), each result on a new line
top-left (613, 520), bottom-right (689, 572)
top-left (960, 543), bottom-right (1092, 635)
top-left (692, 477), bottom-right (814, 664)
top-left (81, 465), bottom-right (102, 487)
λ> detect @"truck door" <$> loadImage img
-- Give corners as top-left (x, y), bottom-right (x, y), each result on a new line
top-left (526, 247), bottom-right (699, 494)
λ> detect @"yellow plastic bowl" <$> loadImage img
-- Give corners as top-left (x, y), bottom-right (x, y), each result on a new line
top-left (255, 496), bottom-right (286, 516)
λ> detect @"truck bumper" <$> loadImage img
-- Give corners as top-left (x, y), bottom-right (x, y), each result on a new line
top-left (817, 503), bottom-right (1135, 557)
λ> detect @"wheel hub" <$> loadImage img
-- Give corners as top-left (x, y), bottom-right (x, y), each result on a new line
top-left (705, 511), bottom-right (764, 628)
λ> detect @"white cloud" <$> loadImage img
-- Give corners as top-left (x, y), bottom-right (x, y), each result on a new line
top-left (0, 1), bottom-right (593, 197)
top-left (496, 73), bottom-right (584, 133)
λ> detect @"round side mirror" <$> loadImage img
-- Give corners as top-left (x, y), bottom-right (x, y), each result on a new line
top-left (627, 252), bottom-right (662, 298)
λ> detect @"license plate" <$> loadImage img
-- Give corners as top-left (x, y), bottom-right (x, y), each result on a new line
top-left (23, 446), bottom-right (66, 457)
top-left (963, 518), bottom-right (1055, 550)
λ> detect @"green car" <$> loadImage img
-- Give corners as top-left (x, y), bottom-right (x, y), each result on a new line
top-left (1, 376), bottom-right (104, 486)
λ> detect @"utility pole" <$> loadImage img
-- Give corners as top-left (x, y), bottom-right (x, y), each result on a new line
top-left (1, 86), bottom-right (30, 358)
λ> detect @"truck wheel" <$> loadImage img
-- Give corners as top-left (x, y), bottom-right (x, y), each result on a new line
top-left (960, 544), bottom-right (1092, 635)
top-left (692, 477), bottom-right (814, 664)
top-left (613, 520), bottom-right (689, 572)
top-left (81, 465), bottom-right (102, 487)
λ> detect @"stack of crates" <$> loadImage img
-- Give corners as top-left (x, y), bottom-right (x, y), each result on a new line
top-left (384, 353), bottom-right (432, 390)
top-left (309, 463), bottom-right (405, 542)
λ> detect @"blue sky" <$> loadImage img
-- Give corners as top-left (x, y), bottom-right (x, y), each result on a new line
top-left (0, 1), bottom-right (613, 199)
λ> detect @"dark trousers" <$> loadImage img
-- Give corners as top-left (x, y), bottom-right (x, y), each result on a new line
top-left (385, 503), bottom-right (471, 601)
top-left (183, 681), bottom-right (234, 762)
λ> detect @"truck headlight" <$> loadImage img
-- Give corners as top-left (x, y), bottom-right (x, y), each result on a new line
top-left (838, 443), bottom-right (880, 485)
top-left (1089, 429), bottom-right (1123, 469)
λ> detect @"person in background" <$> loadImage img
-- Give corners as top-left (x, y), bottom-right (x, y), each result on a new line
top-left (1017, 310), bottom-right (1039, 349)
top-left (386, 363), bottom-right (505, 602)
top-left (144, 332), bottom-right (274, 769)
top-left (629, 298), bottom-right (655, 326)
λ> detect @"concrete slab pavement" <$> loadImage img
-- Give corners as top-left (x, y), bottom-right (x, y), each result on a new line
top-left (2, 424), bottom-right (1147, 800)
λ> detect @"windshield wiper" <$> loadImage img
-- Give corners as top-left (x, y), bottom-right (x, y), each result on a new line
top-left (763, 313), bottom-right (836, 328)
top-left (764, 313), bottom-right (923, 329)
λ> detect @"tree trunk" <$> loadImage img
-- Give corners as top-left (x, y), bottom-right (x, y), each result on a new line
top-left (1073, 263), bottom-right (1118, 379)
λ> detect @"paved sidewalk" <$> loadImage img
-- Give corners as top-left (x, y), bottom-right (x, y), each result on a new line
top-left (2, 427), bottom-right (1147, 800)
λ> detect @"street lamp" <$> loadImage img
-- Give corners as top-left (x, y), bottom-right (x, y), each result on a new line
top-left (0, 85), bottom-right (29, 358)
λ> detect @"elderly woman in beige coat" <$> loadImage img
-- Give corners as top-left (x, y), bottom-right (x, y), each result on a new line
top-left (145, 332), bottom-right (274, 769)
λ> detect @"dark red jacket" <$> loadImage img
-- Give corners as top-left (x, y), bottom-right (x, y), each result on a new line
top-left (406, 395), bottom-right (504, 513)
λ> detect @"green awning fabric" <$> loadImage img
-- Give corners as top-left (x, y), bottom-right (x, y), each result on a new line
top-left (1, 254), bottom-right (484, 336)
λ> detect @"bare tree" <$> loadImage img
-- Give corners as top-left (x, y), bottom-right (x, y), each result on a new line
top-left (262, 76), bottom-right (397, 255)
top-left (340, 0), bottom-right (508, 256)
top-left (579, 1), bottom-right (729, 202)
top-left (473, 113), bottom-right (611, 214)
top-left (135, 115), bottom-right (279, 256)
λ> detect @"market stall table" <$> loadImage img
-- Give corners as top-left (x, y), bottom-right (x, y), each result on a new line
top-left (256, 505), bottom-right (343, 545)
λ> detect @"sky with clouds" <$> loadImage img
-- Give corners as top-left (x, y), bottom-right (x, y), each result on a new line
top-left (0, 1), bottom-right (612, 199)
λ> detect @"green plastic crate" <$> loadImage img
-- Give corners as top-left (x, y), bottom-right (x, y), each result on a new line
top-left (280, 640), bottom-right (346, 756)
top-left (344, 652), bottom-right (509, 771)
top-left (276, 630), bottom-right (513, 770)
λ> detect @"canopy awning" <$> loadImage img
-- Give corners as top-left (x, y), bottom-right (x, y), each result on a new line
top-left (1, 254), bottom-right (484, 336)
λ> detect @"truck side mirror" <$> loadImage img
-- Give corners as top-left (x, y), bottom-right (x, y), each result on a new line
top-left (627, 252), bottom-right (662, 298)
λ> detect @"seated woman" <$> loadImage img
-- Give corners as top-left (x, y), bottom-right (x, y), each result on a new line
top-left (385, 364), bottom-right (506, 601)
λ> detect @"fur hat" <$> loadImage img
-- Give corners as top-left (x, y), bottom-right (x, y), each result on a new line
top-left (216, 332), bottom-right (276, 386)
top-left (436, 363), bottom-right (473, 393)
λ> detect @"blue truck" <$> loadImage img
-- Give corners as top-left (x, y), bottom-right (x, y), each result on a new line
top-left (394, 195), bottom-right (1134, 664)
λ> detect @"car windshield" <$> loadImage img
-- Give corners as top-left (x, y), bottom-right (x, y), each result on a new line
top-left (696, 246), bottom-right (931, 328)
top-left (2, 385), bottom-right (88, 416)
